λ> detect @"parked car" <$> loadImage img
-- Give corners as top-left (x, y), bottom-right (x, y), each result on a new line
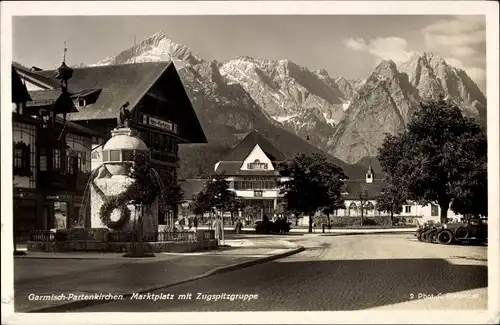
top-left (435, 217), bottom-right (488, 245)
top-left (255, 218), bottom-right (291, 234)
top-left (416, 220), bottom-right (440, 242)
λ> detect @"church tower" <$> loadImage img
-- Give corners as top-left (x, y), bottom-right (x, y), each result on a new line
top-left (366, 163), bottom-right (374, 184)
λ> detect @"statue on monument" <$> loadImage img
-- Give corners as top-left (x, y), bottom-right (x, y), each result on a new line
top-left (117, 101), bottom-right (131, 127)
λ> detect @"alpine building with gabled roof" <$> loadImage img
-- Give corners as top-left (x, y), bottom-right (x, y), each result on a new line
top-left (13, 60), bottom-right (207, 229)
top-left (214, 129), bottom-right (289, 218)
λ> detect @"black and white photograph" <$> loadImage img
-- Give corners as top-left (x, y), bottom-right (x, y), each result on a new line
top-left (1, 1), bottom-right (499, 324)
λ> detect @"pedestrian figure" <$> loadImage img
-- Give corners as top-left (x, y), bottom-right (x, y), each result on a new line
top-left (235, 219), bottom-right (243, 234)
top-left (212, 215), bottom-right (223, 245)
top-left (193, 217), bottom-right (198, 232)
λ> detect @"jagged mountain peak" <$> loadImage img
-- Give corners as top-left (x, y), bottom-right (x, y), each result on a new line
top-left (315, 68), bottom-right (330, 77)
top-left (92, 31), bottom-right (204, 67)
top-left (373, 59), bottom-right (398, 73)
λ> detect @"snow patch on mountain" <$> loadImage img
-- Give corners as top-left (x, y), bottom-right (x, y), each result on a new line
top-left (272, 114), bottom-right (298, 123)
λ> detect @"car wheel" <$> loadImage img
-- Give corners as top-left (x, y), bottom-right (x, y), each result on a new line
top-left (455, 227), bottom-right (470, 239)
top-left (437, 230), bottom-right (454, 245)
top-left (428, 231), bottom-right (438, 243)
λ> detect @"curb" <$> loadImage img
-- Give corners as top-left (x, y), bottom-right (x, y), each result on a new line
top-left (25, 245), bottom-right (305, 313)
top-left (320, 231), bottom-right (416, 236)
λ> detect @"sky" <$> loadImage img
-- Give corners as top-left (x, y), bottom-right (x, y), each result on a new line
top-left (13, 15), bottom-right (487, 93)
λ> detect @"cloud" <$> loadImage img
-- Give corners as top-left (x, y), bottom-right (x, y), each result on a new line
top-left (421, 15), bottom-right (485, 59)
top-left (422, 16), bottom-right (486, 90)
top-left (452, 46), bottom-right (478, 58)
top-left (444, 57), bottom-right (465, 69)
top-left (422, 15), bottom-right (485, 35)
top-left (343, 38), bottom-right (367, 51)
top-left (343, 36), bottom-right (414, 63)
top-left (367, 37), bottom-right (414, 63)
top-left (424, 30), bottom-right (486, 49)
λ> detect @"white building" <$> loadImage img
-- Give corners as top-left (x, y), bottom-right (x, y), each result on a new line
top-left (298, 164), bottom-right (461, 226)
top-left (213, 129), bottom-right (289, 218)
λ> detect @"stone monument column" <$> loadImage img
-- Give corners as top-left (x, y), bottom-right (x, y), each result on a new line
top-left (89, 126), bottom-right (159, 233)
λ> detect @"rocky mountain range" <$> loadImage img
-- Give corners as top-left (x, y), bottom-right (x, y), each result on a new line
top-left (88, 31), bottom-right (487, 170)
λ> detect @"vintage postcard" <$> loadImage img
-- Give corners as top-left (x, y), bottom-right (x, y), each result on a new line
top-left (1, 1), bottom-right (499, 324)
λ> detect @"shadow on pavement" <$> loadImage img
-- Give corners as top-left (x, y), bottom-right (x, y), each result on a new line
top-left (37, 258), bottom-right (488, 312)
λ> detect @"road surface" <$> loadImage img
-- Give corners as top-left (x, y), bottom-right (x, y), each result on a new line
top-left (69, 234), bottom-right (489, 311)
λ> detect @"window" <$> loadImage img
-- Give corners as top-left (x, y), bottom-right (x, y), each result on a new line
top-left (91, 150), bottom-right (100, 160)
top-left (102, 150), bottom-right (109, 162)
top-left (14, 146), bottom-right (24, 169)
top-left (78, 99), bottom-right (85, 107)
top-left (53, 149), bottom-right (61, 170)
top-left (109, 150), bottom-right (120, 162)
top-left (248, 159), bottom-right (268, 170)
top-left (431, 204), bottom-right (439, 217)
top-left (67, 156), bottom-right (81, 174)
top-left (13, 142), bottom-right (30, 176)
top-left (405, 206), bottom-right (412, 213)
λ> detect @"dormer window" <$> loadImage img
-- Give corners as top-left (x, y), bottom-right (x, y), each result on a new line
top-left (248, 159), bottom-right (268, 170)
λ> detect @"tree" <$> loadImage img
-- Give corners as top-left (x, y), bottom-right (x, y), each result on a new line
top-left (322, 185), bottom-right (346, 226)
top-left (450, 162), bottom-right (488, 217)
top-left (189, 190), bottom-right (212, 222)
top-left (203, 172), bottom-right (234, 222)
top-left (356, 188), bottom-right (369, 226)
top-left (278, 153), bottom-right (347, 233)
top-left (243, 204), bottom-right (261, 224)
top-left (224, 191), bottom-right (245, 225)
top-left (375, 185), bottom-right (406, 225)
top-left (377, 96), bottom-right (487, 223)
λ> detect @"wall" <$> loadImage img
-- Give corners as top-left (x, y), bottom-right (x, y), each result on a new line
top-left (240, 145), bottom-right (275, 171)
top-left (295, 200), bottom-right (461, 227)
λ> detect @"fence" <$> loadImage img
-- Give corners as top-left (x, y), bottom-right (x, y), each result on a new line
top-left (107, 231), bottom-right (196, 242)
top-left (30, 230), bottom-right (55, 241)
top-left (30, 230), bottom-right (197, 243)
top-left (203, 230), bottom-right (215, 240)
top-left (328, 215), bottom-right (422, 227)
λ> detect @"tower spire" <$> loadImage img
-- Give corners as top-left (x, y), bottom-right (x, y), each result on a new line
top-left (63, 41), bottom-right (67, 62)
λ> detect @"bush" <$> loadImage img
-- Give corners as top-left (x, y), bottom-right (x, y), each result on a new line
top-left (54, 230), bottom-right (68, 242)
top-left (362, 218), bottom-right (378, 226)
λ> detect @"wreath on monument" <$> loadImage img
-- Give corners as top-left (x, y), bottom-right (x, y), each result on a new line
top-left (90, 153), bottom-right (160, 230)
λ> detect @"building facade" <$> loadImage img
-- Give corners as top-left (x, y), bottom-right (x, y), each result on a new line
top-left (14, 61), bottom-right (207, 223)
top-left (214, 130), bottom-right (289, 218)
top-left (12, 64), bottom-right (102, 239)
top-left (297, 165), bottom-right (462, 226)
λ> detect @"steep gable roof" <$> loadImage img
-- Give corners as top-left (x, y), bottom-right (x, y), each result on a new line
top-left (342, 179), bottom-right (387, 200)
top-left (223, 129), bottom-right (286, 162)
top-left (11, 66), bottom-right (32, 102)
top-left (13, 62), bottom-right (64, 90)
top-left (22, 62), bottom-right (171, 121)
